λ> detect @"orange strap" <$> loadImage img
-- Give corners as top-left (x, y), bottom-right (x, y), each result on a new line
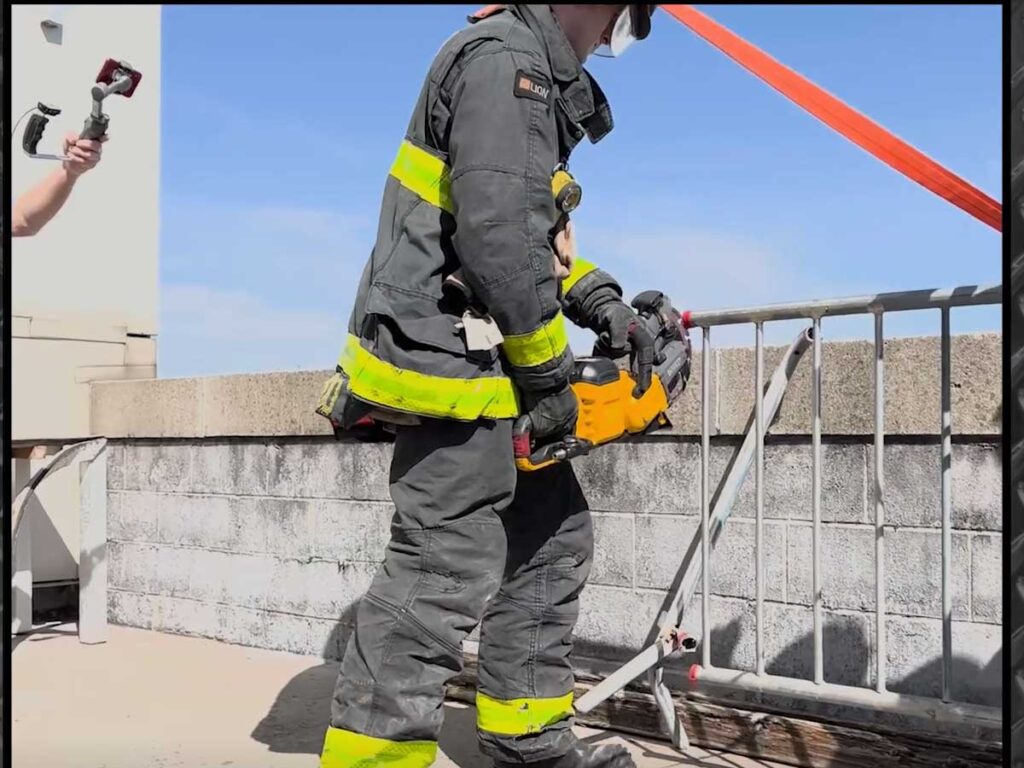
top-left (660, 5), bottom-right (1001, 232)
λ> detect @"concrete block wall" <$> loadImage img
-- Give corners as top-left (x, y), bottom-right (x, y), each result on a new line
top-left (104, 435), bottom-right (1002, 707)
top-left (95, 333), bottom-right (1002, 722)
top-left (572, 439), bottom-right (1001, 708)
top-left (106, 441), bottom-right (394, 659)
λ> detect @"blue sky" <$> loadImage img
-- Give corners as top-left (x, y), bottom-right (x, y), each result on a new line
top-left (159, 4), bottom-right (1001, 379)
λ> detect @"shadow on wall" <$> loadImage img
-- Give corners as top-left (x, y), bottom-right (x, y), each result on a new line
top-left (674, 615), bottom-right (1002, 706)
top-left (250, 599), bottom-right (1000, 766)
top-left (249, 436), bottom-right (999, 761)
top-left (10, 490), bottom-right (77, 642)
top-left (13, 539), bottom-right (117, 652)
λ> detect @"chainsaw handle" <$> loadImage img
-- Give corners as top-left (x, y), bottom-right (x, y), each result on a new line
top-left (628, 321), bottom-right (655, 398)
top-left (512, 414), bottom-right (592, 471)
top-left (512, 415), bottom-right (534, 460)
top-left (512, 414), bottom-right (556, 472)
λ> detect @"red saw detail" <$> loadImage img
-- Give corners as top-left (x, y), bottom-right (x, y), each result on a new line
top-left (512, 433), bottom-right (532, 458)
top-left (659, 5), bottom-right (1001, 232)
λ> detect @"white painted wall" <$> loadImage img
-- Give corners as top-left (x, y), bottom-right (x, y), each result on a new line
top-left (10, 4), bottom-right (161, 589)
top-left (11, 4), bottom-right (161, 335)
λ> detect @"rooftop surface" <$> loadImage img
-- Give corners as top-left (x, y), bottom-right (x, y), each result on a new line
top-left (13, 622), bottom-right (788, 768)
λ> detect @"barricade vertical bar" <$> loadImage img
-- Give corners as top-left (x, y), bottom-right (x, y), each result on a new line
top-left (874, 310), bottom-right (887, 693)
top-left (940, 307), bottom-right (953, 701)
top-left (812, 318), bottom-right (823, 685)
top-left (702, 327), bottom-right (712, 667)
top-left (755, 322), bottom-right (765, 677)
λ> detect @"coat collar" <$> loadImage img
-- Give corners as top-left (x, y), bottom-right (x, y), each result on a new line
top-left (508, 4), bottom-right (614, 143)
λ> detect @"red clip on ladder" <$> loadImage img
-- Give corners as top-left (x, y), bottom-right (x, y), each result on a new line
top-left (472, 4), bottom-right (1001, 232)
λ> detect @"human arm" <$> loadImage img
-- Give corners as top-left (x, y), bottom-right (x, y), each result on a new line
top-left (12, 133), bottom-right (105, 237)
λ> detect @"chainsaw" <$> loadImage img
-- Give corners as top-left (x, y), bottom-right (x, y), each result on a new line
top-left (513, 290), bottom-right (693, 472)
top-left (316, 290), bottom-right (692, 457)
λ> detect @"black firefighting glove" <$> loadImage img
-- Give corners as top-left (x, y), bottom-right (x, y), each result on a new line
top-left (587, 289), bottom-right (656, 397)
top-left (520, 383), bottom-right (579, 443)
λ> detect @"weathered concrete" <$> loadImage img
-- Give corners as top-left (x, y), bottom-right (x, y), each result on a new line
top-left (786, 525), bottom-right (972, 620)
top-left (869, 442), bottom-right (1002, 531)
top-left (713, 333), bottom-right (1001, 436)
top-left (971, 534), bottom-right (1002, 624)
top-left (105, 432), bottom-right (1003, 713)
top-left (91, 377), bottom-right (203, 438)
top-left (91, 332), bottom-right (1002, 438)
top-left (885, 617), bottom-right (1002, 705)
top-left (16, 624), bottom-right (788, 768)
top-left (634, 516), bottom-right (787, 601)
top-left (92, 371), bottom-right (335, 439)
top-left (573, 442), bottom-right (701, 515)
top-left (591, 513), bottom-right (635, 588)
top-left (709, 442), bottom-right (867, 524)
top-left (88, 329), bottom-right (1002, 736)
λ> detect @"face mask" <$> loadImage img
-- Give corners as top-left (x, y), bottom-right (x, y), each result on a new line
top-left (593, 6), bottom-right (641, 58)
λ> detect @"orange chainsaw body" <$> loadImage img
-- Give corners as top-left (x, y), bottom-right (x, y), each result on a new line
top-left (573, 369), bottom-right (670, 448)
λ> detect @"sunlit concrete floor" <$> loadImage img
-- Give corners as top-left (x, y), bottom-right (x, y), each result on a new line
top-left (13, 622), bottom-right (790, 768)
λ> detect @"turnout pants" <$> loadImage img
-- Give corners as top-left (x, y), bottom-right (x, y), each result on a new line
top-left (321, 417), bottom-right (594, 766)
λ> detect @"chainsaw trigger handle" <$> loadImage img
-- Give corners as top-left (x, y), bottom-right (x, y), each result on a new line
top-left (512, 415), bottom-right (534, 460)
top-left (513, 414), bottom-right (593, 472)
top-left (628, 321), bottom-right (655, 397)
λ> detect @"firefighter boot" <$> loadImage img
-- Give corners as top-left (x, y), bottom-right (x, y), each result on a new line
top-left (493, 742), bottom-right (636, 768)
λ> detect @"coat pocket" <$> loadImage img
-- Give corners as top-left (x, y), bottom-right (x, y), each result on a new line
top-left (365, 282), bottom-right (494, 362)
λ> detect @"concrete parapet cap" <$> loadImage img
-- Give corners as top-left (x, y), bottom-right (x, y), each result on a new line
top-left (91, 333), bottom-right (1001, 439)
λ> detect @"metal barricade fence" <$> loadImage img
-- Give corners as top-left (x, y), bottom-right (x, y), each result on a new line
top-left (577, 284), bottom-right (1003, 750)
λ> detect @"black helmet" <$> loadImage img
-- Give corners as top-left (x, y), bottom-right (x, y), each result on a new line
top-left (595, 4), bottom-right (656, 57)
top-left (629, 4), bottom-right (656, 42)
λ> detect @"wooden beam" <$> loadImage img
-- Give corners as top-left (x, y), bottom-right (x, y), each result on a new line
top-left (449, 656), bottom-right (1001, 768)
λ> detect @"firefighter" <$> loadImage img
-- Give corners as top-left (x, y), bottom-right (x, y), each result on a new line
top-left (317, 6), bottom-right (657, 767)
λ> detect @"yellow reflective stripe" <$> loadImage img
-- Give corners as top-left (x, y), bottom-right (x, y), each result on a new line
top-left (320, 727), bottom-right (437, 768)
top-left (562, 257), bottom-right (597, 294)
top-left (476, 691), bottom-right (575, 736)
top-left (340, 334), bottom-right (519, 420)
top-left (316, 372), bottom-right (345, 419)
top-left (390, 140), bottom-right (453, 214)
top-left (502, 312), bottom-right (568, 368)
